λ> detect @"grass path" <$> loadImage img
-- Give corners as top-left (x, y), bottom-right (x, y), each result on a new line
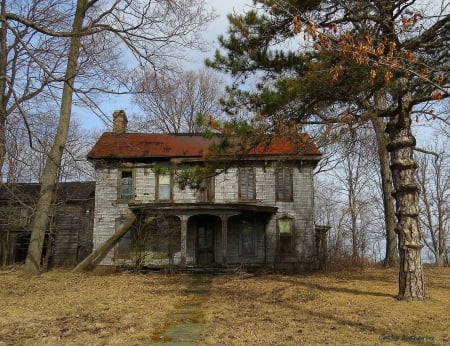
top-left (151, 274), bottom-right (212, 345)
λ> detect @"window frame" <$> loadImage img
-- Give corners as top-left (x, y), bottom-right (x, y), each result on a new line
top-left (197, 175), bottom-right (215, 202)
top-left (17, 207), bottom-right (29, 227)
top-left (277, 217), bottom-right (294, 254)
top-left (275, 167), bottom-right (293, 202)
top-left (116, 218), bottom-right (133, 259)
top-left (238, 167), bottom-right (256, 201)
top-left (156, 170), bottom-right (173, 202)
top-left (118, 169), bottom-right (134, 202)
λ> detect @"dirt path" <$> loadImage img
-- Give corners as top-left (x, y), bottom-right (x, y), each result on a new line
top-left (151, 274), bottom-right (212, 345)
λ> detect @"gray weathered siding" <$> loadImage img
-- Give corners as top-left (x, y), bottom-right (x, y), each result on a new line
top-left (93, 160), bottom-right (316, 269)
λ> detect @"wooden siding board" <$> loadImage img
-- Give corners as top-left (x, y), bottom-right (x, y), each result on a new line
top-left (92, 157), bottom-right (318, 270)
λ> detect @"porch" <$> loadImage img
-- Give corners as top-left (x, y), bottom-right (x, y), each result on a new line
top-left (128, 203), bottom-right (277, 268)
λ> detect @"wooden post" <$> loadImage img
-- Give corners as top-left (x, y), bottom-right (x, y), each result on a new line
top-left (179, 215), bottom-right (189, 266)
top-left (221, 216), bottom-right (228, 266)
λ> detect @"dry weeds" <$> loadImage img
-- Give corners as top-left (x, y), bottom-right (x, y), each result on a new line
top-left (201, 266), bottom-right (450, 346)
top-left (0, 265), bottom-right (449, 345)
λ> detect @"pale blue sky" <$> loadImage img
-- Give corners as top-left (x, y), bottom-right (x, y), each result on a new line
top-left (75, 0), bottom-right (252, 132)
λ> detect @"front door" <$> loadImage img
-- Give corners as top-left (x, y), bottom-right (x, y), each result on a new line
top-left (197, 225), bottom-right (215, 265)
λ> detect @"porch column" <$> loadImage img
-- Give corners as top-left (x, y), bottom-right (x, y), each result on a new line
top-left (221, 215), bottom-right (229, 266)
top-left (179, 215), bottom-right (189, 266)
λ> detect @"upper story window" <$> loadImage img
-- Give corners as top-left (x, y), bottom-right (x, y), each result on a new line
top-left (119, 170), bottom-right (133, 201)
top-left (275, 167), bottom-right (293, 201)
top-left (239, 167), bottom-right (256, 201)
top-left (277, 217), bottom-right (294, 253)
top-left (18, 207), bottom-right (29, 227)
top-left (197, 175), bottom-right (215, 202)
top-left (157, 172), bottom-right (172, 201)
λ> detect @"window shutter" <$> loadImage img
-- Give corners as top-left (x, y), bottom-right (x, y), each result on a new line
top-left (276, 167), bottom-right (293, 201)
top-left (239, 167), bottom-right (255, 200)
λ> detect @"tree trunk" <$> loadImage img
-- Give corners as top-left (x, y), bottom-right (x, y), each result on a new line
top-left (72, 213), bottom-right (136, 273)
top-left (0, 0), bottom-right (7, 180)
top-left (386, 112), bottom-right (425, 301)
top-left (371, 116), bottom-right (398, 267)
top-left (348, 165), bottom-right (359, 260)
top-left (23, 0), bottom-right (87, 276)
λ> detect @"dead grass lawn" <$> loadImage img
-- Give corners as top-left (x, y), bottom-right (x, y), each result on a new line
top-left (0, 265), bottom-right (449, 345)
top-left (201, 266), bottom-right (450, 346)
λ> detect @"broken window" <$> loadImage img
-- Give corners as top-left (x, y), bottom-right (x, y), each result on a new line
top-left (239, 220), bottom-right (256, 257)
top-left (119, 171), bottom-right (133, 201)
top-left (239, 167), bottom-right (256, 201)
top-left (278, 217), bottom-right (293, 253)
top-left (275, 167), bottom-right (293, 201)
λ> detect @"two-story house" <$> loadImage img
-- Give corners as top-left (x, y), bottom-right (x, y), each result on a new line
top-left (87, 110), bottom-right (322, 271)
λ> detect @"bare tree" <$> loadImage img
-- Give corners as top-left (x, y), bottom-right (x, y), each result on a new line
top-left (0, 0), bottom-right (63, 182)
top-left (416, 141), bottom-right (449, 266)
top-left (2, 0), bottom-right (215, 275)
top-left (4, 110), bottom-right (94, 183)
top-left (315, 120), bottom-right (386, 263)
top-left (132, 68), bottom-right (224, 133)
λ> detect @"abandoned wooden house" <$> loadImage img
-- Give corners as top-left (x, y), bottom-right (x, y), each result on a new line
top-left (86, 110), bottom-right (324, 271)
top-left (0, 182), bottom-right (95, 267)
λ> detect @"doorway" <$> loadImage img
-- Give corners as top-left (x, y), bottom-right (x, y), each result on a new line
top-left (196, 225), bottom-right (215, 265)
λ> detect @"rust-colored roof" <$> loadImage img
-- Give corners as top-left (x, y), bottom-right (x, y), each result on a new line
top-left (87, 133), bottom-right (321, 161)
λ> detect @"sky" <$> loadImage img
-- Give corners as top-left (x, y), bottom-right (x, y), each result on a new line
top-left (75, 0), bottom-right (252, 132)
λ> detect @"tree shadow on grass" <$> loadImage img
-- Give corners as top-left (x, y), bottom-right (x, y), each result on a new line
top-left (302, 281), bottom-right (396, 298)
top-left (262, 274), bottom-right (396, 299)
top-left (302, 308), bottom-right (437, 345)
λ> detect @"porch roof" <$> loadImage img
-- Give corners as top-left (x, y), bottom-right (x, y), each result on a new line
top-left (128, 202), bottom-right (278, 217)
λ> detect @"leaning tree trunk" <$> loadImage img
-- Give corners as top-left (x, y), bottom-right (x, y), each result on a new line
top-left (386, 111), bottom-right (425, 301)
top-left (371, 116), bottom-right (398, 267)
top-left (72, 213), bottom-right (136, 273)
top-left (23, 0), bottom-right (87, 276)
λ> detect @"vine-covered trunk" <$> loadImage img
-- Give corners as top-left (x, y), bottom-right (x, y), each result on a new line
top-left (386, 113), bottom-right (425, 301)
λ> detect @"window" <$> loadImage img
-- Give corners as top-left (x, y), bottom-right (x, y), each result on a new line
top-left (239, 220), bottom-right (256, 257)
top-left (276, 167), bottom-right (293, 201)
top-left (119, 171), bottom-right (133, 200)
top-left (278, 217), bottom-right (293, 253)
top-left (197, 175), bottom-right (215, 202)
top-left (239, 167), bottom-right (256, 201)
top-left (18, 207), bottom-right (29, 227)
top-left (116, 218), bottom-right (133, 259)
top-left (157, 172), bottom-right (172, 201)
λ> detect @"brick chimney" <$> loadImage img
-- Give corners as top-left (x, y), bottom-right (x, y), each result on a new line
top-left (112, 110), bottom-right (128, 134)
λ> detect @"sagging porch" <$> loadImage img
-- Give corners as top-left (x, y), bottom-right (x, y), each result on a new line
top-left (126, 203), bottom-right (278, 268)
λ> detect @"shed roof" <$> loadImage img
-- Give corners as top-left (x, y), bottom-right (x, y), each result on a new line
top-left (87, 133), bottom-right (321, 161)
top-left (0, 182), bottom-right (95, 204)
